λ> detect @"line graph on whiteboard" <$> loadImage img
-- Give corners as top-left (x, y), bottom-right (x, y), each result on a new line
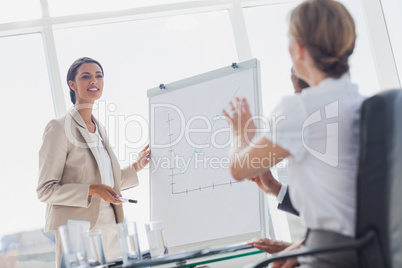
top-left (164, 86), bottom-right (244, 195)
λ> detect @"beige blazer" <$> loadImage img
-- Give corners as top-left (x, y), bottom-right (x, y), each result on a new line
top-left (37, 107), bottom-right (139, 232)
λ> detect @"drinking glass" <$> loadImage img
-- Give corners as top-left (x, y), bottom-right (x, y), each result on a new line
top-left (116, 221), bottom-right (142, 265)
top-left (83, 229), bottom-right (107, 267)
top-left (145, 221), bottom-right (168, 258)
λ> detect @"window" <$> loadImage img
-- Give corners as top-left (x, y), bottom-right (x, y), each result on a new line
top-left (381, 0), bottom-right (402, 83)
top-left (243, 2), bottom-right (300, 116)
top-left (53, 10), bottom-right (238, 241)
top-left (0, 0), bottom-right (41, 24)
top-left (339, 0), bottom-right (380, 96)
top-left (0, 34), bottom-right (54, 241)
top-left (48, 0), bottom-right (195, 17)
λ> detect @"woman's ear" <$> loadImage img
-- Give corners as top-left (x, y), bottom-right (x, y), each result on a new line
top-left (294, 40), bottom-right (305, 60)
top-left (68, 80), bottom-right (76, 91)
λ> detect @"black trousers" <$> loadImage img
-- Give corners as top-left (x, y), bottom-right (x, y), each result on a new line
top-left (298, 229), bottom-right (359, 268)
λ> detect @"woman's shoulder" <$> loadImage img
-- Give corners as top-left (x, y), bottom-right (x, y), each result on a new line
top-left (43, 112), bottom-right (78, 138)
top-left (273, 94), bottom-right (306, 114)
top-left (45, 114), bottom-right (68, 129)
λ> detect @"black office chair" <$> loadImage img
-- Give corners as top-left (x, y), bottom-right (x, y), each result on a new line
top-left (252, 89), bottom-right (402, 268)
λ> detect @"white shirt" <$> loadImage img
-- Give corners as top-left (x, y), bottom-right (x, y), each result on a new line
top-left (277, 184), bottom-right (288, 204)
top-left (89, 124), bottom-right (114, 188)
top-left (266, 74), bottom-right (364, 237)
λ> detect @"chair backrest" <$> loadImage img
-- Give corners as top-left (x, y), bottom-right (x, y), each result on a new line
top-left (356, 89), bottom-right (402, 268)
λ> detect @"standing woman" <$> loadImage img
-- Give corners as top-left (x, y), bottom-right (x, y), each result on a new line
top-left (224, 0), bottom-right (363, 267)
top-left (37, 57), bottom-right (150, 267)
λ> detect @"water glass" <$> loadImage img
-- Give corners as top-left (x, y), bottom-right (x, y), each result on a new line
top-left (145, 221), bottom-right (168, 258)
top-left (58, 225), bottom-right (87, 268)
top-left (67, 220), bottom-right (90, 263)
top-left (83, 229), bottom-right (107, 267)
top-left (116, 221), bottom-right (142, 265)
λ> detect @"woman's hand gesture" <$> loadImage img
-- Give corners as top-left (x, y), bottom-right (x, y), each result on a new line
top-left (133, 144), bottom-right (151, 172)
top-left (222, 97), bottom-right (256, 150)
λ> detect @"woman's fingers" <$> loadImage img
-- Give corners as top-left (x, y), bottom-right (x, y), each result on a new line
top-left (222, 109), bottom-right (230, 119)
top-left (253, 238), bottom-right (292, 254)
top-left (236, 97), bottom-right (242, 113)
top-left (134, 146), bottom-right (152, 172)
top-left (106, 191), bottom-right (120, 204)
top-left (226, 98), bottom-right (249, 117)
top-left (229, 101), bottom-right (236, 112)
top-left (141, 149), bottom-right (151, 158)
top-left (282, 258), bottom-right (299, 268)
top-left (99, 185), bottom-right (122, 205)
top-left (224, 98), bottom-right (252, 134)
top-left (272, 260), bottom-right (286, 268)
top-left (140, 145), bottom-right (150, 158)
top-left (107, 187), bottom-right (119, 199)
top-left (242, 97), bottom-right (250, 113)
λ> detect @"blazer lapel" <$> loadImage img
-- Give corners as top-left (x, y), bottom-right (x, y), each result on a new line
top-left (92, 117), bottom-right (121, 191)
top-left (68, 107), bottom-right (102, 182)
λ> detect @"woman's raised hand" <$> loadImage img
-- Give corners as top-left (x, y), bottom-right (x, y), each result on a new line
top-left (222, 97), bottom-right (256, 149)
top-left (133, 144), bottom-right (151, 172)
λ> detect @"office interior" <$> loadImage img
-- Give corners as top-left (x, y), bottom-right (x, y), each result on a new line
top-left (0, 0), bottom-right (401, 267)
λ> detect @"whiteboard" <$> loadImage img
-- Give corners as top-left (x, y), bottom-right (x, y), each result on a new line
top-left (148, 59), bottom-right (267, 250)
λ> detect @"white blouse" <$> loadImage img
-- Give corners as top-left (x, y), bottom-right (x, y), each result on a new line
top-left (89, 123), bottom-right (114, 188)
top-left (266, 74), bottom-right (365, 237)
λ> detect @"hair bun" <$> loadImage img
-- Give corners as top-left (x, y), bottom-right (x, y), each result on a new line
top-left (321, 54), bottom-right (350, 78)
top-left (306, 44), bottom-right (350, 78)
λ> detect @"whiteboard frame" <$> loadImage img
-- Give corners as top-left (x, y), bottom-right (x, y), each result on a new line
top-left (147, 58), bottom-right (269, 252)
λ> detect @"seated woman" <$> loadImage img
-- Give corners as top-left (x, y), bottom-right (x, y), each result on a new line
top-left (223, 0), bottom-right (364, 267)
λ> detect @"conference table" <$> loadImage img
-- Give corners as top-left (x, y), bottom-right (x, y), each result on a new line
top-left (109, 244), bottom-right (264, 268)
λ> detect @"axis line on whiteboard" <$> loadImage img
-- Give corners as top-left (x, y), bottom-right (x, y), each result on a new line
top-left (167, 113), bottom-right (176, 194)
top-left (171, 180), bottom-right (243, 195)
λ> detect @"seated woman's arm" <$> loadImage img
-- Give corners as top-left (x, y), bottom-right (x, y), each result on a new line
top-left (223, 97), bottom-right (289, 181)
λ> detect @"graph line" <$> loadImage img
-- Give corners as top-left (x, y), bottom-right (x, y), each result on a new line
top-left (172, 180), bottom-right (243, 195)
top-left (167, 113), bottom-right (179, 194)
top-left (168, 86), bottom-right (240, 177)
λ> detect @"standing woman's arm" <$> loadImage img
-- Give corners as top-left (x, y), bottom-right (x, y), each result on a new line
top-left (37, 119), bottom-right (93, 208)
top-left (120, 144), bottom-right (150, 190)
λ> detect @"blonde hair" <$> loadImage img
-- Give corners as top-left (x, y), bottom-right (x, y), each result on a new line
top-left (289, 0), bottom-right (356, 78)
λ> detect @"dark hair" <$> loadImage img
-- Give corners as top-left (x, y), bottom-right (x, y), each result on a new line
top-left (297, 76), bottom-right (309, 89)
top-left (67, 57), bottom-right (104, 104)
top-left (289, 0), bottom-right (356, 78)
top-left (291, 67), bottom-right (310, 90)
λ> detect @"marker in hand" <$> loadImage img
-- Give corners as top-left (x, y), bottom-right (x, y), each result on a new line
top-left (117, 197), bottom-right (138, 204)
